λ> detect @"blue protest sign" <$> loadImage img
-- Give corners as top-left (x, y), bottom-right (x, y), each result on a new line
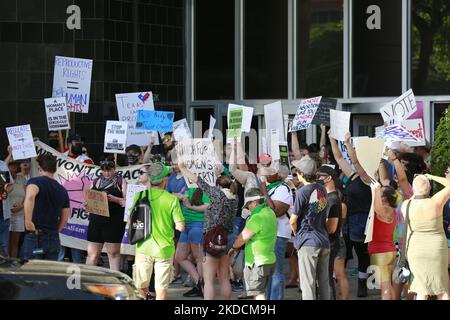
top-left (135, 110), bottom-right (175, 132)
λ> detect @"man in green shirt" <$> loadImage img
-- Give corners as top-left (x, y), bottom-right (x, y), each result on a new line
top-left (229, 188), bottom-right (277, 300)
top-left (131, 162), bottom-right (185, 300)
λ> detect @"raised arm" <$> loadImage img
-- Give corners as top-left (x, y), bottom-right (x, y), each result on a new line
top-left (178, 162), bottom-right (198, 184)
top-left (387, 149), bottom-right (412, 198)
top-left (142, 136), bottom-right (155, 164)
top-left (291, 131), bottom-right (302, 160)
top-left (320, 124), bottom-right (327, 147)
top-left (328, 130), bottom-right (353, 177)
top-left (344, 133), bottom-right (372, 186)
top-left (229, 139), bottom-right (250, 185)
top-left (426, 174), bottom-right (450, 207)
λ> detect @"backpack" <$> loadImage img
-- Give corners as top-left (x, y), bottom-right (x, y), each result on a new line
top-left (128, 190), bottom-right (152, 245)
top-left (203, 225), bottom-right (228, 257)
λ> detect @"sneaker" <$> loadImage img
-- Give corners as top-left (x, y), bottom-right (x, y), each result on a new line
top-left (183, 275), bottom-right (194, 287)
top-left (183, 282), bottom-right (203, 298)
top-left (171, 273), bottom-right (183, 284)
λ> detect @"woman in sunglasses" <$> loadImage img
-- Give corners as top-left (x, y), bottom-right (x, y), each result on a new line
top-left (86, 158), bottom-right (127, 271)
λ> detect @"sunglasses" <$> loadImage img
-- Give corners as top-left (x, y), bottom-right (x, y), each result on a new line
top-left (100, 161), bottom-right (115, 169)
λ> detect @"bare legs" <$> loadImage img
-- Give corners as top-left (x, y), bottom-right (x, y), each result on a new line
top-left (203, 255), bottom-right (232, 300)
top-left (86, 242), bottom-right (121, 271)
top-left (334, 257), bottom-right (349, 300)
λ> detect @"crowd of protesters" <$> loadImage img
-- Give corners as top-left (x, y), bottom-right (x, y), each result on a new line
top-left (0, 125), bottom-right (449, 301)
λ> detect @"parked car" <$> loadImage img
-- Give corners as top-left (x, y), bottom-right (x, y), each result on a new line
top-left (0, 255), bottom-right (143, 300)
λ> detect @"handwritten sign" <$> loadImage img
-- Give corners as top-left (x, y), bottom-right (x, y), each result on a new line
top-left (401, 119), bottom-right (426, 147)
top-left (6, 125), bottom-right (37, 160)
top-left (311, 98), bottom-right (337, 126)
top-left (52, 56), bottom-right (93, 113)
top-left (289, 96), bottom-right (321, 132)
top-left (329, 109), bottom-right (351, 141)
top-left (382, 124), bottom-right (419, 142)
top-left (176, 138), bottom-right (217, 187)
top-left (124, 184), bottom-right (147, 223)
top-left (173, 119), bottom-right (192, 142)
top-left (227, 108), bottom-right (243, 142)
top-left (84, 189), bottom-right (110, 217)
top-left (380, 89), bottom-right (417, 122)
top-left (115, 92), bottom-right (159, 147)
top-left (104, 121), bottom-right (128, 154)
top-left (44, 97), bottom-right (70, 131)
top-left (135, 110), bottom-right (174, 132)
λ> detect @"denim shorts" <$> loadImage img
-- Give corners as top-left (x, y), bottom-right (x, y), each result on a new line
top-left (179, 221), bottom-right (204, 245)
top-left (345, 212), bottom-right (369, 242)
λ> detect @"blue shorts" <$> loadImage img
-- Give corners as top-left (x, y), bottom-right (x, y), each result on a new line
top-left (179, 221), bottom-right (204, 245)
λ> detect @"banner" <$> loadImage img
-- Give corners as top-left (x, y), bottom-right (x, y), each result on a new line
top-left (175, 138), bottom-right (217, 187)
top-left (311, 98), bottom-right (337, 126)
top-left (329, 109), bottom-right (351, 141)
top-left (264, 101), bottom-right (286, 148)
top-left (6, 125), bottom-right (37, 160)
top-left (289, 96), bottom-right (321, 132)
top-left (104, 121), bottom-right (128, 154)
top-left (136, 110), bottom-right (174, 132)
top-left (124, 184), bottom-right (147, 223)
top-left (354, 137), bottom-right (385, 178)
top-left (227, 108), bottom-right (243, 142)
top-left (401, 118), bottom-right (426, 147)
top-left (52, 56), bottom-right (93, 113)
top-left (34, 141), bottom-right (142, 255)
top-left (380, 89), bottom-right (417, 122)
top-left (173, 119), bottom-right (192, 142)
top-left (44, 97), bottom-right (70, 131)
top-left (84, 189), bottom-right (110, 217)
top-left (115, 92), bottom-right (159, 147)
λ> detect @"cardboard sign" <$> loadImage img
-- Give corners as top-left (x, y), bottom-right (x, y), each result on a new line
top-left (115, 92), bottom-right (159, 147)
top-left (227, 108), bottom-right (243, 142)
top-left (401, 119), bottom-right (426, 147)
top-left (264, 101), bottom-right (286, 146)
top-left (380, 89), bottom-right (417, 122)
top-left (227, 104), bottom-right (253, 133)
top-left (329, 109), bottom-right (351, 141)
top-left (175, 138), bottom-right (217, 187)
top-left (289, 96), bottom-right (321, 132)
top-left (135, 110), bottom-right (175, 132)
top-left (207, 115), bottom-right (216, 140)
top-left (84, 189), bottom-right (110, 217)
top-left (354, 137), bottom-right (385, 178)
top-left (6, 125), bottom-right (37, 160)
top-left (173, 119), bottom-right (192, 142)
top-left (104, 121), bottom-right (128, 154)
top-left (124, 184), bottom-right (147, 223)
top-left (44, 97), bottom-right (70, 131)
top-left (382, 124), bottom-right (419, 142)
top-left (279, 142), bottom-right (290, 168)
top-left (311, 98), bottom-right (337, 126)
top-left (52, 56), bottom-right (93, 113)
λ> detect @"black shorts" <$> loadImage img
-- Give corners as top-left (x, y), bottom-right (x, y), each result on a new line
top-left (87, 220), bottom-right (126, 244)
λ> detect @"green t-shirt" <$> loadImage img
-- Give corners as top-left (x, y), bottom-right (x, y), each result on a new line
top-left (182, 188), bottom-right (210, 223)
top-left (244, 206), bottom-right (278, 267)
top-left (132, 188), bottom-right (184, 259)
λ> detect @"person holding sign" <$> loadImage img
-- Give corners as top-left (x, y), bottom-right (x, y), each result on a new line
top-left (86, 159), bottom-right (127, 271)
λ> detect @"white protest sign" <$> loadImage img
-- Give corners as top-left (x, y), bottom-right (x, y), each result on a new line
top-left (289, 96), bottom-right (321, 132)
top-left (380, 89), bottom-right (417, 122)
top-left (207, 115), bottom-right (216, 140)
top-left (173, 119), bottom-right (192, 142)
top-left (382, 124), bottom-right (419, 142)
top-left (354, 137), bottom-right (385, 178)
top-left (44, 97), bottom-right (70, 131)
top-left (264, 101), bottom-right (286, 146)
top-left (124, 184), bottom-right (147, 223)
top-left (270, 129), bottom-right (281, 160)
top-left (401, 119), bottom-right (426, 147)
top-left (104, 121), bottom-right (128, 154)
top-left (227, 104), bottom-right (254, 133)
top-left (52, 56), bottom-right (93, 113)
top-left (176, 138), bottom-right (217, 187)
top-left (364, 184), bottom-right (377, 243)
top-left (329, 109), bottom-right (351, 141)
top-left (115, 92), bottom-right (159, 146)
top-left (6, 125), bottom-right (37, 160)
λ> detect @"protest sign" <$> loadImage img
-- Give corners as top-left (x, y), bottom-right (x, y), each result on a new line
top-left (175, 138), bottom-right (217, 187)
top-left (289, 96), bottom-right (321, 132)
top-left (380, 89), bottom-right (417, 122)
top-left (6, 125), bottom-right (37, 160)
top-left (44, 97), bottom-right (70, 131)
top-left (34, 141), bottom-right (142, 255)
top-left (354, 137), bottom-right (385, 178)
top-left (207, 115), bottom-right (216, 140)
top-left (115, 92), bottom-right (159, 147)
top-left (173, 119), bottom-right (192, 142)
top-left (401, 119), bottom-right (426, 147)
top-left (124, 184), bottom-right (147, 223)
top-left (104, 121), bottom-right (128, 154)
top-left (264, 101), bottom-right (286, 146)
top-left (52, 56), bottom-right (93, 113)
top-left (382, 124), bottom-right (419, 142)
top-left (135, 110), bottom-right (175, 132)
top-left (270, 129), bottom-right (281, 160)
top-left (279, 142), bottom-right (290, 168)
top-left (227, 108), bottom-right (243, 142)
top-left (311, 98), bottom-right (337, 126)
top-left (84, 189), bottom-right (110, 217)
top-left (227, 104), bottom-right (253, 133)
top-left (329, 109), bottom-right (351, 141)
top-left (364, 184), bottom-right (377, 243)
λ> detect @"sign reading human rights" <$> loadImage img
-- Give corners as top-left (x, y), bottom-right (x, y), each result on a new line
top-left (44, 97), bottom-right (70, 131)
top-left (52, 56), bottom-right (93, 113)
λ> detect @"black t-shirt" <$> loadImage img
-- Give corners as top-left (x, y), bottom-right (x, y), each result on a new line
top-left (0, 199), bottom-right (3, 220)
top-left (27, 176), bottom-right (70, 233)
top-left (326, 191), bottom-right (342, 244)
top-left (345, 176), bottom-right (372, 215)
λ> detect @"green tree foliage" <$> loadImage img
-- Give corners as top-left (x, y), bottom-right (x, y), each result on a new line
top-left (430, 106), bottom-right (450, 180)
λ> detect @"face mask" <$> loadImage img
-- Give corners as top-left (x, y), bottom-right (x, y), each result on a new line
top-left (316, 179), bottom-right (325, 186)
top-left (71, 144), bottom-right (83, 156)
top-left (49, 139), bottom-right (59, 150)
top-left (127, 155), bottom-right (139, 165)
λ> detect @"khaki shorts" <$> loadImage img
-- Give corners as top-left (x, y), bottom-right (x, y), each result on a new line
top-left (244, 263), bottom-right (275, 296)
top-left (133, 253), bottom-right (174, 290)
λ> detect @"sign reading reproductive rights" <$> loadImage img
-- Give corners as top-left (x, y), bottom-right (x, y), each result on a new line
top-left (6, 125), bottom-right (37, 160)
top-left (44, 97), bottom-right (70, 131)
top-left (104, 121), bottom-right (128, 154)
top-left (135, 110), bottom-right (174, 132)
top-left (52, 56), bottom-right (93, 113)
top-left (289, 96), bottom-right (321, 132)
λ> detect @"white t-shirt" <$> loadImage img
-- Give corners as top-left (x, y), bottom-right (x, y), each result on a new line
top-left (268, 183), bottom-right (294, 239)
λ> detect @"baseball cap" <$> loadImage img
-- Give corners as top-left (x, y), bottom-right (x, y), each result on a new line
top-left (242, 188), bottom-right (265, 209)
top-left (148, 162), bottom-right (172, 181)
top-left (317, 165), bottom-right (338, 179)
top-left (292, 157), bottom-right (317, 176)
top-left (258, 153), bottom-right (272, 164)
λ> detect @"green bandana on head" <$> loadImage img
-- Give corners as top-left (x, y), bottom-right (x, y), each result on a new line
top-left (150, 162), bottom-right (173, 181)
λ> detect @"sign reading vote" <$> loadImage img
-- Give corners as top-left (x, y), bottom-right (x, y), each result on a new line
top-left (52, 56), bottom-right (93, 113)
top-left (135, 110), bottom-right (175, 132)
top-left (6, 125), bottom-right (37, 160)
top-left (289, 96), bottom-right (321, 132)
top-left (380, 89), bottom-right (417, 122)
top-left (44, 97), bottom-right (70, 131)
top-left (311, 98), bottom-right (337, 126)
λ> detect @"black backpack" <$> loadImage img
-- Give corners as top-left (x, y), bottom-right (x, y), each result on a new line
top-left (128, 190), bottom-right (152, 245)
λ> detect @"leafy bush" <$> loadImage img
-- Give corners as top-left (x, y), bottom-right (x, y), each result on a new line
top-left (430, 106), bottom-right (450, 191)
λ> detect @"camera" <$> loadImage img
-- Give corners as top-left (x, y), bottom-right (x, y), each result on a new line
top-left (0, 171), bottom-right (10, 201)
